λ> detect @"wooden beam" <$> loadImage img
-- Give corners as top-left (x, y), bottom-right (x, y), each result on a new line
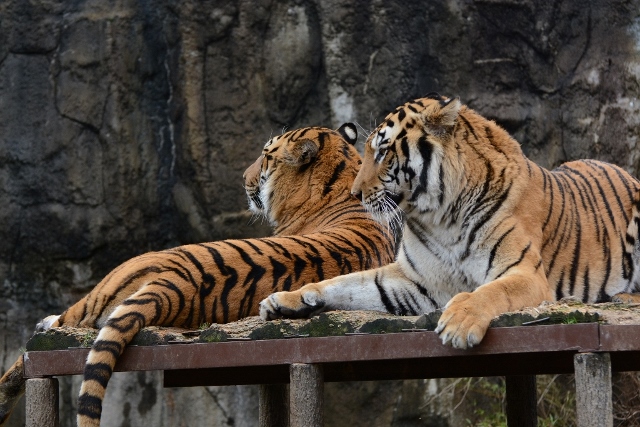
top-left (259, 383), bottom-right (289, 427)
top-left (25, 378), bottom-right (59, 427)
top-left (289, 364), bottom-right (323, 427)
top-left (505, 375), bottom-right (537, 427)
top-left (574, 353), bottom-right (612, 427)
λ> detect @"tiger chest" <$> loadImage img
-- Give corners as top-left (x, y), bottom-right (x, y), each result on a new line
top-left (401, 217), bottom-right (485, 297)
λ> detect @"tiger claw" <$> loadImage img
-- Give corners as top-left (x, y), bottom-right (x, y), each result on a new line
top-left (435, 292), bottom-right (490, 349)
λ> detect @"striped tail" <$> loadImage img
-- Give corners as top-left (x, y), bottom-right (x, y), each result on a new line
top-left (0, 356), bottom-right (25, 426)
top-left (77, 289), bottom-right (160, 427)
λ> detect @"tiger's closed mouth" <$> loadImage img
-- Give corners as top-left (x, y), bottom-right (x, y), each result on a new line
top-left (386, 191), bottom-right (403, 205)
top-left (248, 191), bottom-right (263, 210)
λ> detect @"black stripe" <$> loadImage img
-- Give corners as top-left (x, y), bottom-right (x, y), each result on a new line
top-left (486, 226), bottom-right (515, 278)
top-left (410, 279), bottom-right (437, 308)
top-left (583, 168), bottom-right (617, 227)
top-left (459, 114), bottom-right (478, 141)
top-left (568, 213), bottom-right (582, 296)
top-left (494, 242), bottom-right (531, 279)
top-left (156, 278), bottom-right (186, 325)
top-left (543, 173), bottom-right (567, 252)
top-left (269, 257), bottom-right (287, 290)
top-left (83, 362), bottom-right (113, 388)
top-left (582, 267), bottom-right (590, 303)
top-left (121, 294), bottom-right (163, 324)
top-left (77, 393), bottom-right (103, 419)
top-left (606, 162), bottom-right (638, 201)
top-left (545, 193), bottom-right (573, 276)
top-left (96, 266), bottom-right (163, 322)
top-left (558, 166), bottom-right (604, 243)
top-left (555, 269), bottom-right (565, 301)
top-left (465, 183), bottom-right (512, 256)
top-left (587, 161), bottom-right (629, 223)
top-left (390, 287), bottom-right (410, 315)
top-left (438, 163), bottom-right (445, 205)
top-left (620, 234), bottom-right (633, 280)
top-left (374, 272), bottom-right (396, 314)
top-left (541, 168), bottom-right (555, 232)
top-left (91, 340), bottom-right (122, 359)
top-left (208, 242), bottom-right (241, 322)
top-left (597, 233), bottom-right (613, 302)
top-left (105, 312), bottom-right (146, 332)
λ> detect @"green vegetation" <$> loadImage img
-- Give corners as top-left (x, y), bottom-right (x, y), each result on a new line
top-left (436, 375), bottom-right (577, 427)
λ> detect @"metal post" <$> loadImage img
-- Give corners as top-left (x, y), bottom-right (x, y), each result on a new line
top-left (25, 378), bottom-right (59, 427)
top-left (260, 383), bottom-right (289, 427)
top-left (574, 353), bottom-right (613, 427)
top-left (289, 364), bottom-right (323, 427)
top-left (505, 375), bottom-right (537, 427)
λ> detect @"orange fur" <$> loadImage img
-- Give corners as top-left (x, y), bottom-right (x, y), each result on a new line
top-left (0, 124), bottom-right (395, 426)
top-left (261, 95), bottom-right (640, 350)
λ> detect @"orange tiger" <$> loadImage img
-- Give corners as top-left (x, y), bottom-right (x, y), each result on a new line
top-left (0, 124), bottom-right (395, 427)
top-left (261, 94), bottom-right (640, 349)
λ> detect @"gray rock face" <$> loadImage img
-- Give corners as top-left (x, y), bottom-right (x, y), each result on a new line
top-left (1, 0), bottom-right (639, 426)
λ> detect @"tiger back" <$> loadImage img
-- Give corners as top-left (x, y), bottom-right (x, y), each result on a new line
top-left (260, 95), bottom-right (640, 351)
top-left (0, 123), bottom-right (395, 427)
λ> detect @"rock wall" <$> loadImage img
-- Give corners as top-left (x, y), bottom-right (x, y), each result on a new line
top-left (1, 0), bottom-right (639, 426)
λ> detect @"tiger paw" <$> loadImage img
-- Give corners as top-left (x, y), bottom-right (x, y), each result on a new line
top-left (611, 293), bottom-right (640, 304)
top-left (259, 289), bottom-right (326, 320)
top-left (434, 292), bottom-right (492, 349)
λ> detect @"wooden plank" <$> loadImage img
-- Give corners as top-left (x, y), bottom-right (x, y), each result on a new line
top-left (505, 375), bottom-right (537, 427)
top-left (25, 324), bottom-right (600, 378)
top-left (289, 364), bottom-right (323, 427)
top-left (25, 378), bottom-right (59, 427)
top-left (574, 353), bottom-right (613, 427)
top-left (259, 384), bottom-right (289, 427)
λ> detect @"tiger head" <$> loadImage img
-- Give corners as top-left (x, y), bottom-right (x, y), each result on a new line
top-left (244, 123), bottom-right (359, 229)
top-left (352, 93), bottom-right (463, 223)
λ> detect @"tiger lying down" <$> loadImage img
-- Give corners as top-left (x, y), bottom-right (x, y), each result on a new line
top-left (261, 93), bottom-right (640, 349)
top-left (0, 124), bottom-right (395, 427)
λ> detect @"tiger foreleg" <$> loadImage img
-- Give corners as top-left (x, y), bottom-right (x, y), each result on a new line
top-left (436, 271), bottom-right (551, 349)
top-left (259, 262), bottom-right (433, 320)
top-left (259, 268), bottom-right (387, 320)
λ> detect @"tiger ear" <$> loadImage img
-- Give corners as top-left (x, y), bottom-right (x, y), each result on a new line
top-left (439, 97), bottom-right (461, 127)
top-left (424, 97), bottom-right (461, 129)
top-left (337, 123), bottom-right (358, 145)
top-left (285, 139), bottom-right (319, 166)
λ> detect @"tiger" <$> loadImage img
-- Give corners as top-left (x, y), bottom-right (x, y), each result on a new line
top-left (0, 123), bottom-right (395, 427)
top-left (260, 93), bottom-right (640, 350)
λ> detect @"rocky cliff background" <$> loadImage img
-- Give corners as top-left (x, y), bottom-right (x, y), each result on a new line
top-left (1, 0), bottom-right (639, 426)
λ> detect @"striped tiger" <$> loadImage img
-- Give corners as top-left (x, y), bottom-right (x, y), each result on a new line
top-left (0, 124), bottom-right (395, 427)
top-left (260, 94), bottom-right (640, 349)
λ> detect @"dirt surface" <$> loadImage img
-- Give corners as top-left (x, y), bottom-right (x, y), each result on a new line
top-left (25, 300), bottom-right (640, 351)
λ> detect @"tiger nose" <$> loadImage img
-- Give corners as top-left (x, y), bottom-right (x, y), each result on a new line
top-left (351, 190), bottom-right (363, 201)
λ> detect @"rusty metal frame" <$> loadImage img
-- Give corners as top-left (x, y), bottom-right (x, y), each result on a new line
top-left (23, 323), bottom-right (630, 387)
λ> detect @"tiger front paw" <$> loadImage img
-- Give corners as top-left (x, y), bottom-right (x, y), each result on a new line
top-left (611, 292), bottom-right (640, 304)
top-left (259, 289), bottom-right (326, 320)
top-left (434, 292), bottom-right (493, 349)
